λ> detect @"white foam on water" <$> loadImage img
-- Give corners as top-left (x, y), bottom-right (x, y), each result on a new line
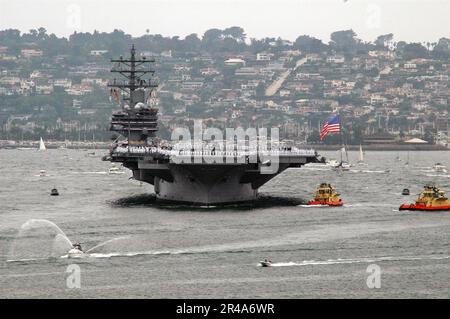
top-left (7, 219), bottom-right (450, 263)
top-left (86, 250), bottom-right (175, 259)
top-left (297, 205), bottom-right (329, 208)
top-left (263, 254), bottom-right (450, 267)
top-left (345, 203), bottom-right (395, 208)
top-left (425, 174), bottom-right (450, 178)
top-left (6, 257), bottom-right (51, 263)
top-left (350, 170), bottom-right (386, 174)
top-left (77, 171), bottom-right (108, 175)
top-left (301, 167), bottom-right (330, 171)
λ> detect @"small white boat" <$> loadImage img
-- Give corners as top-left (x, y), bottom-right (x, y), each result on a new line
top-left (259, 260), bottom-right (272, 267)
top-left (332, 161), bottom-right (351, 171)
top-left (67, 248), bottom-right (84, 258)
top-left (68, 243), bottom-right (85, 258)
top-left (39, 170), bottom-right (46, 177)
top-left (331, 146), bottom-right (351, 171)
top-left (326, 159), bottom-right (339, 167)
top-left (39, 137), bottom-right (46, 151)
top-left (433, 163), bottom-right (447, 173)
top-left (108, 166), bottom-right (122, 174)
top-left (357, 144), bottom-right (367, 165)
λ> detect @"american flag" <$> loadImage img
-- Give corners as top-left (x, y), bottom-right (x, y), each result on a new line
top-left (320, 114), bottom-right (341, 140)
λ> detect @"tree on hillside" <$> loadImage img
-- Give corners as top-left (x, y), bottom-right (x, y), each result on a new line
top-left (37, 27), bottom-right (48, 40)
top-left (294, 35), bottom-right (328, 53)
top-left (401, 43), bottom-right (429, 60)
top-left (184, 33), bottom-right (201, 51)
top-left (432, 37), bottom-right (450, 59)
top-left (374, 33), bottom-right (393, 49)
top-left (202, 29), bottom-right (223, 43)
top-left (223, 26), bottom-right (246, 42)
top-left (330, 29), bottom-right (358, 52)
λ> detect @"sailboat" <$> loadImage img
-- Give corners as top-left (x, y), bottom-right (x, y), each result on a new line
top-left (39, 137), bottom-right (46, 151)
top-left (357, 144), bottom-right (367, 165)
top-left (333, 146), bottom-right (351, 171)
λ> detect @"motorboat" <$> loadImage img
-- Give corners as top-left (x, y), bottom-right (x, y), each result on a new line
top-left (332, 161), bottom-right (351, 171)
top-left (325, 159), bottom-right (339, 167)
top-left (108, 166), bottom-right (121, 174)
top-left (307, 183), bottom-right (344, 206)
top-left (399, 185), bottom-right (450, 211)
top-left (39, 170), bottom-right (46, 177)
top-left (50, 188), bottom-right (59, 196)
top-left (433, 163), bottom-right (447, 173)
top-left (402, 188), bottom-right (410, 196)
top-left (68, 243), bottom-right (85, 258)
top-left (259, 259), bottom-right (272, 267)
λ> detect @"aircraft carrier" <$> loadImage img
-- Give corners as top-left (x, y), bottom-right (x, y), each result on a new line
top-left (105, 46), bottom-right (321, 205)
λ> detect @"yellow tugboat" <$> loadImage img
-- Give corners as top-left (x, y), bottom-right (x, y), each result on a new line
top-left (399, 185), bottom-right (450, 211)
top-left (307, 183), bottom-right (344, 206)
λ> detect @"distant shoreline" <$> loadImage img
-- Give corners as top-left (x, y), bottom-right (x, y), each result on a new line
top-left (1, 141), bottom-right (449, 151)
top-left (305, 144), bottom-right (449, 151)
top-left (0, 141), bottom-right (111, 150)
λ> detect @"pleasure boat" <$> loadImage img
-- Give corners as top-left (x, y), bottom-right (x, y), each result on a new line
top-left (259, 259), bottom-right (272, 267)
top-left (326, 159), bottom-right (339, 167)
top-left (108, 166), bottom-right (121, 174)
top-left (357, 144), bottom-right (367, 165)
top-left (433, 163), bottom-right (447, 173)
top-left (38, 137), bottom-right (46, 151)
top-left (332, 146), bottom-right (351, 171)
top-left (332, 161), bottom-right (351, 171)
top-left (68, 243), bottom-right (85, 258)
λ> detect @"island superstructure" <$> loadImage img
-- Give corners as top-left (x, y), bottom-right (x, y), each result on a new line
top-left (106, 45), bottom-right (321, 205)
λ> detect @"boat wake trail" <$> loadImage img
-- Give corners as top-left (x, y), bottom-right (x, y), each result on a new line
top-left (261, 254), bottom-right (450, 267)
top-left (7, 220), bottom-right (450, 263)
top-left (350, 169), bottom-right (388, 174)
top-left (424, 174), bottom-right (450, 178)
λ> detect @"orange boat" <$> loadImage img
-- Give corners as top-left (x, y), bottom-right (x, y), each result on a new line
top-left (399, 185), bottom-right (450, 211)
top-left (307, 183), bottom-right (344, 206)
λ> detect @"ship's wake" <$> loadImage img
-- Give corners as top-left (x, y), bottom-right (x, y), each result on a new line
top-left (257, 254), bottom-right (450, 267)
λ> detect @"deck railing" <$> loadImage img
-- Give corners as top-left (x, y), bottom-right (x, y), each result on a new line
top-left (112, 145), bottom-right (317, 158)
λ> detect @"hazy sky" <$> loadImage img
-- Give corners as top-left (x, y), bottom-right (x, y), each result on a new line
top-left (0, 0), bottom-right (449, 43)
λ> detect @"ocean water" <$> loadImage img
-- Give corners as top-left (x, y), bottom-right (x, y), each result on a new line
top-left (0, 148), bottom-right (449, 298)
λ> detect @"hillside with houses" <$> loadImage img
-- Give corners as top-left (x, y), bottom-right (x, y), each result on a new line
top-left (0, 28), bottom-right (449, 148)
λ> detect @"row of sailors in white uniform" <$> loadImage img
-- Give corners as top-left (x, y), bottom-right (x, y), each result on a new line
top-left (113, 145), bottom-right (316, 157)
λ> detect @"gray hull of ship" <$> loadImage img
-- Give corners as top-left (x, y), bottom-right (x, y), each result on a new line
top-left (128, 158), bottom-right (309, 205)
